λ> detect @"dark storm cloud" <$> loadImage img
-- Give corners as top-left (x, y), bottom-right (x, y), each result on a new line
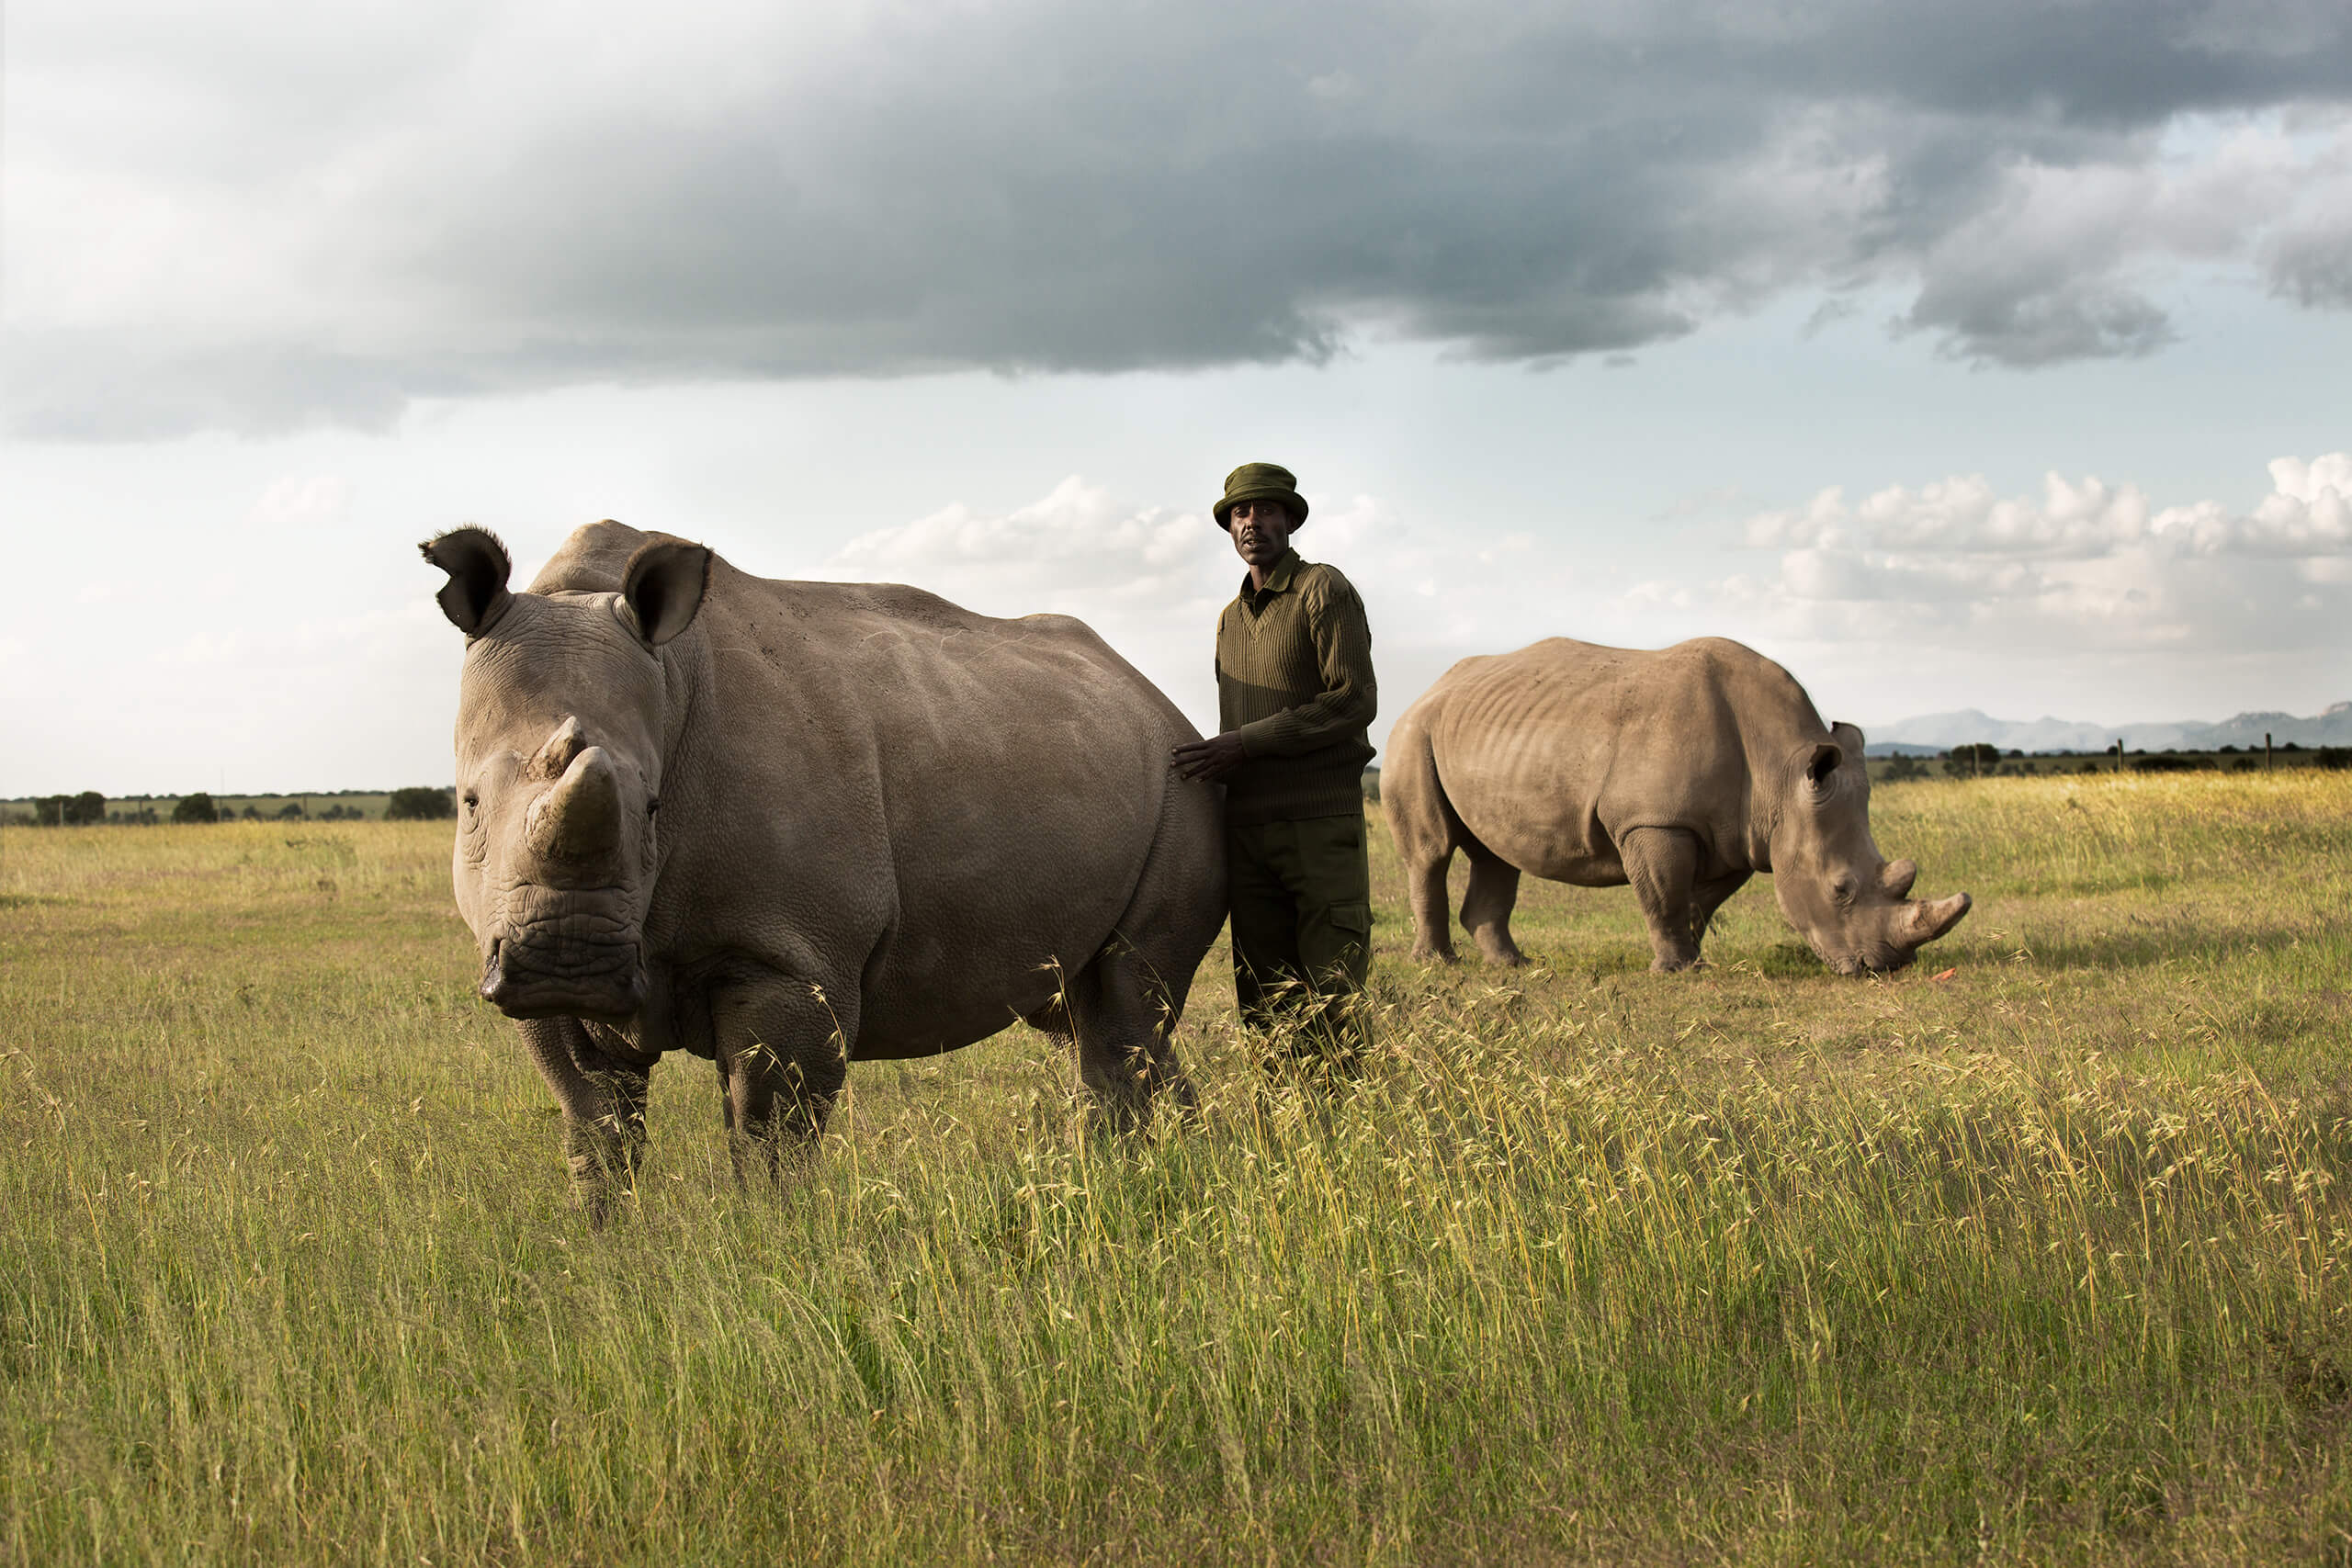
top-left (9, 0), bottom-right (2351, 436)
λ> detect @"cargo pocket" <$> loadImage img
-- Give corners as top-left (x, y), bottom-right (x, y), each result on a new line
top-left (1318, 898), bottom-right (1373, 988)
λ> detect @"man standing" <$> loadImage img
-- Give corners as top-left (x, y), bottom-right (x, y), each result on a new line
top-left (1170, 462), bottom-right (1377, 1066)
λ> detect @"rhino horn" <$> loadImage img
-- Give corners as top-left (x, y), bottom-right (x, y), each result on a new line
top-left (526, 716), bottom-right (589, 781)
top-left (526, 745), bottom-right (622, 862)
top-left (1882, 858), bottom-right (1918, 899)
top-left (1904, 891), bottom-right (1971, 947)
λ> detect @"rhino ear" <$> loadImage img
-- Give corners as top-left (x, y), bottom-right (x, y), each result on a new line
top-left (619, 537), bottom-right (711, 647)
top-left (1803, 740), bottom-right (1843, 794)
top-left (420, 527), bottom-right (512, 635)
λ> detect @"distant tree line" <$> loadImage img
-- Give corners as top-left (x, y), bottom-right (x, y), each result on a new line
top-left (32, 791), bottom-right (107, 826)
top-left (1872, 743), bottom-right (2352, 784)
top-left (7, 785), bottom-right (460, 825)
top-left (385, 787), bottom-right (457, 820)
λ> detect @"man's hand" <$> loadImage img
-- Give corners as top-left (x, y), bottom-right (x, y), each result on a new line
top-left (1170, 731), bottom-right (1250, 783)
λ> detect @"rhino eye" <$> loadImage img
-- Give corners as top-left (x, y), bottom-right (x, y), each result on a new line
top-left (646, 795), bottom-right (661, 818)
top-left (1832, 875), bottom-right (1856, 902)
top-left (462, 791), bottom-right (479, 816)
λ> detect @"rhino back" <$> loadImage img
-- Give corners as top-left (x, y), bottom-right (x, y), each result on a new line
top-left (1427, 637), bottom-right (1824, 881)
top-left (653, 558), bottom-right (1199, 1057)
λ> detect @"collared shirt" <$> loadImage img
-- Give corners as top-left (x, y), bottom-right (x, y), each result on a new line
top-left (1237, 548), bottom-right (1302, 615)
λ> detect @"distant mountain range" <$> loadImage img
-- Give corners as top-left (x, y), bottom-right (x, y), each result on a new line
top-left (1862, 703), bottom-right (2352, 756)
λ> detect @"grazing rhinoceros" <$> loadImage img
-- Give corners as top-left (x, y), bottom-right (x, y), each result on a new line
top-left (1385, 637), bottom-right (1970, 975)
top-left (422, 520), bottom-right (1224, 1211)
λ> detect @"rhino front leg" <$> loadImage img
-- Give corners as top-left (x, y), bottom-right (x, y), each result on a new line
top-left (1689, 869), bottom-right (1752, 956)
top-left (1620, 827), bottom-right (1707, 972)
top-left (710, 977), bottom-right (855, 1181)
top-left (1460, 846), bottom-right (1526, 967)
top-left (515, 1017), bottom-right (651, 1224)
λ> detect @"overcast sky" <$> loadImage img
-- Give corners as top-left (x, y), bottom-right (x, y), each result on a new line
top-left (6, 0), bottom-right (2351, 795)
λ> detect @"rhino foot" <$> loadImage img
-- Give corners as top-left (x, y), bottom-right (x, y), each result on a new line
top-left (1471, 938), bottom-right (1527, 967)
top-left (565, 1115), bottom-right (646, 1228)
top-left (569, 1166), bottom-right (630, 1229)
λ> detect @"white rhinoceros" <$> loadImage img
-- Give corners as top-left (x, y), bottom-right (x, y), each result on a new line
top-left (1385, 637), bottom-right (1970, 975)
top-left (422, 521), bottom-right (1224, 1209)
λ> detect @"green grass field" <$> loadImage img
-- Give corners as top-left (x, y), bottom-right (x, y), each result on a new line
top-left (3, 775), bottom-right (2347, 1564)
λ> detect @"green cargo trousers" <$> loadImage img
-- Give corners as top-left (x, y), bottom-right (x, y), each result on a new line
top-left (1227, 812), bottom-right (1373, 1063)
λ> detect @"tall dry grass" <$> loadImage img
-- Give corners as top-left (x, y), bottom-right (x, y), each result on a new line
top-left (2, 775), bottom-right (2347, 1563)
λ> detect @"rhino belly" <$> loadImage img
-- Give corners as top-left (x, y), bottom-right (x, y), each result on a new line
top-left (847, 802), bottom-right (1158, 1058)
top-left (851, 899), bottom-right (1128, 1058)
top-left (1439, 746), bottom-right (1625, 886)
top-left (1459, 798), bottom-right (1629, 886)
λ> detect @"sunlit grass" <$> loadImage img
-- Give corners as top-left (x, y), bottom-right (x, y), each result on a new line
top-left (2, 774), bottom-right (2348, 1563)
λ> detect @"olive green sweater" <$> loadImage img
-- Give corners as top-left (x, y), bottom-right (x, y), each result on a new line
top-left (1216, 548), bottom-right (1377, 825)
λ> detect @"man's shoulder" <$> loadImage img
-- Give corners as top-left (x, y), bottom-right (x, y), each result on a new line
top-left (1294, 558), bottom-right (1365, 606)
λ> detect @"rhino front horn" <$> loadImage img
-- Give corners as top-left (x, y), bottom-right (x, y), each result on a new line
top-left (1905, 891), bottom-right (1972, 947)
top-left (526, 746), bottom-right (623, 862)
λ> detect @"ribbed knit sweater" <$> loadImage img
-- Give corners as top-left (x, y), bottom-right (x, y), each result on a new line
top-left (1215, 547), bottom-right (1377, 825)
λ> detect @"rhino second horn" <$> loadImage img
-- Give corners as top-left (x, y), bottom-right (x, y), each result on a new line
top-left (526, 746), bottom-right (623, 861)
top-left (1882, 858), bottom-right (1918, 899)
top-left (527, 716), bottom-right (589, 781)
top-left (1905, 891), bottom-right (1972, 947)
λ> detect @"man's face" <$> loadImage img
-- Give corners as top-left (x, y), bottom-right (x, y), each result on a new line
top-left (1227, 498), bottom-right (1292, 570)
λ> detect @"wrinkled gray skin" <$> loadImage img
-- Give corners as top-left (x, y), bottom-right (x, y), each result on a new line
top-left (423, 521), bottom-right (1225, 1215)
top-left (1386, 637), bottom-right (1971, 975)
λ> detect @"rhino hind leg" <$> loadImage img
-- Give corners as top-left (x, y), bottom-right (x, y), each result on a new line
top-left (1459, 846), bottom-right (1527, 967)
top-left (710, 976), bottom-right (856, 1181)
top-left (516, 1016), bottom-right (652, 1225)
top-left (1405, 854), bottom-right (1457, 963)
top-left (1035, 936), bottom-right (1198, 1134)
top-left (1040, 773), bottom-right (1218, 1130)
top-left (1621, 827), bottom-right (1713, 972)
top-left (1383, 707), bottom-right (1462, 963)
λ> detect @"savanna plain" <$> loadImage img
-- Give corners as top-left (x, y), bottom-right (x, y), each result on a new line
top-left (3, 774), bottom-right (2348, 1565)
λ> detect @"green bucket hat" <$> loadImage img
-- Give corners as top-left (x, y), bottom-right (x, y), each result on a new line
top-left (1214, 461), bottom-right (1309, 529)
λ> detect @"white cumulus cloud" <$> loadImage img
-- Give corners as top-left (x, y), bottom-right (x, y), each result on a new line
top-left (1686, 451), bottom-right (2352, 713)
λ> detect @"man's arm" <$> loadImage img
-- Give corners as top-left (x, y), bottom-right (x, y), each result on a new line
top-left (1230, 574), bottom-right (1376, 757)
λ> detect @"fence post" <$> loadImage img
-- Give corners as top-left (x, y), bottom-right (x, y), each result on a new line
top-left (2265, 731), bottom-right (2273, 772)
top-left (2113, 739), bottom-right (2123, 774)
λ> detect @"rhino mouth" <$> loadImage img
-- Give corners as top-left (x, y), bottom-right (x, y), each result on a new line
top-left (481, 936), bottom-right (645, 1021)
top-left (1820, 944), bottom-right (1916, 977)
top-left (481, 890), bottom-right (646, 1021)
